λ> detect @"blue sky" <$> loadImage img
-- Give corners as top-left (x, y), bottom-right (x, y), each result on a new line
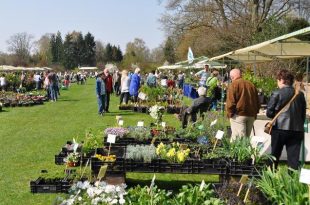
top-left (0, 0), bottom-right (166, 53)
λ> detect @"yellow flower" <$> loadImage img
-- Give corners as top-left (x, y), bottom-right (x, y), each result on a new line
top-left (177, 152), bottom-right (185, 163)
top-left (167, 148), bottom-right (176, 157)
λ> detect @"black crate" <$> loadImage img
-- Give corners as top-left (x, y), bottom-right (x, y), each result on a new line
top-left (229, 161), bottom-right (264, 176)
top-left (124, 159), bottom-right (156, 172)
top-left (91, 157), bottom-right (125, 175)
top-left (30, 177), bottom-right (71, 193)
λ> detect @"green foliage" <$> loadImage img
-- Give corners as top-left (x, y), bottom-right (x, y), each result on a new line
top-left (127, 127), bottom-right (152, 141)
top-left (139, 85), bottom-right (165, 103)
top-left (256, 166), bottom-right (309, 205)
top-left (81, 129), bottom-right (103, 154)
top-left (243, 71), bottom-right (277, 97)
top-left (126, 145), bottom-right (157, 163)
top-left (164, 37), bottom-right (176, 64)
top-left (126, 182), bottom-right (224, 205)
top-left (126, 184), bottom-right (172, 205)
top-left (173, 184), bottom-right (224, 205)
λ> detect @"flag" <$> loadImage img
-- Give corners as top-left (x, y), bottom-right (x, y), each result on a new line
top-left (187, 47), bottom-right (194, 64)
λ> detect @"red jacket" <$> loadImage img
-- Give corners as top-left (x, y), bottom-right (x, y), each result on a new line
top-left (105, 75), bottom-right (113, 93)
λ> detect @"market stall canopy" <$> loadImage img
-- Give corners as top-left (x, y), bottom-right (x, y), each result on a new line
top-left (209, 27), bottom-right (310, 64)
top-left (157, 65), bottom-right (183, 70)
top-left (194, 58), bottom-right (227, 69)
top-left (0, 65), bottom-right (52, 71)
top-left (175, 56), bottom-right (209, 66)
top-left (79, 67), bottom-right (98, 70)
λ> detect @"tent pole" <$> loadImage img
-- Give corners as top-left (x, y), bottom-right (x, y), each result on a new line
top-left (302, 56), bottom-right (309, 165)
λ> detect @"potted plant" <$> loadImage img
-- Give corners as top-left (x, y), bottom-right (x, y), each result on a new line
top-left (64, 152), bottom-right (80, 167)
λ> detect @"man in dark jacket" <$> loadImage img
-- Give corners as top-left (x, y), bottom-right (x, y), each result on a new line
top-left (104, 68), bottom-right (113, 112)
top-left (226, 68), bottom-right (260, 140)
top-left (267, 69), bottom-right (306, 170)
top-left (181, 87), bottom-right (211, 128)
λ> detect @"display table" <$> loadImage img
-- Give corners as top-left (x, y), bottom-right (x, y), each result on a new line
top-left (183, 84), bottom-right (199, 99)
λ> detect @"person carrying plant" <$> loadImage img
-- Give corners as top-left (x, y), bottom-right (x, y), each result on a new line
top-left (226, 68), bottom-right (260, 140)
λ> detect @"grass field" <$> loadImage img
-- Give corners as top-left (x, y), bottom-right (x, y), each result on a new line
top-left (0, 79), bottom-right (219, 205)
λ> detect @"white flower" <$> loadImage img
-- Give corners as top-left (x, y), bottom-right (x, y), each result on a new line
top-left (94, 187), bottom-right (102, 195)
top-left (78, 197), bottom-right (82, 201)
top-left (87, 187), bottom-right (95, 198)
top-left (119, 197), bottom-right (125, 204)
top-left (105, 185), bottom-right (115, 193)
top-left (115, 186), bottom-right (121, 192)
top-left (111, 199), bottom-right (118, 204)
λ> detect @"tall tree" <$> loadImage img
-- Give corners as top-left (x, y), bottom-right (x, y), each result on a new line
top-left (84, 32), bottom-right (96, 66)
top-left (164, 37), bottom-right (176, 64)
top-left (115, 46), bottom-right (123, 62)
top-left (63, 33), bottom-right (76, 69)
top-left (35, 33), bottom-right (53, 66)
top-left (105, 43), bottom-right (113, 63)
top-left (55, 31), bottom-right (64, 63)
top-left (6, 32), bottom-right (34, 66)
top-left (95, 40), bottom-right (106, 64)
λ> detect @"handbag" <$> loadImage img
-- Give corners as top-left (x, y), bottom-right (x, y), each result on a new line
top-left (264, 90), bottom-right (299, 134)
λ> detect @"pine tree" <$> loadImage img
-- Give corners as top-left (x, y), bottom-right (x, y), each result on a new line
top-left (55, 31), bottom-right (64, 63)
top-left (63, 33), bottom-right (77, 69)
top-left (164, 37), bottom-right (176, 64)
top-left (50, 34), bottom-right (57, 63)
top-left (104, 43), bottom-right (113, 63)
top-left (84, 32), bottom-right (96, 66)
top-left (116, 46), bottom-right (123, 62)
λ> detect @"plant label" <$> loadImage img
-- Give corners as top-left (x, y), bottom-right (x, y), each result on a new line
top-left (199, 180), bottom-right (206, 191)
top-left (161, 122), bottom-right (166, 128)
top-left (138, 92), bottom-right (147, 100)
top-left (240, 175), bottom-right (249, 184)
top-left (137, 121), bottom-right (144, 127)
top-left (107, 134), bottom-right (116, 144)
top-left (215, 130), bottom-right (224, 140)
top-left (300, 168), bottom-right (310, 184)
top-left (118, 120), bottom-right (124, 126)
top-left (210, 119), bottom-right (217, 127)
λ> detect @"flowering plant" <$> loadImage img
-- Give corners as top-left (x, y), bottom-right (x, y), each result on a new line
top-left (58, 181), bottom-right (127, 205)
top-left (64, 152), bottom-right (80, 164)
top-left (149, 105), bottom-right (165, 126)
top-left (95, 154), bottom-right (116, 162)
top-left (156, 142), bottom-right (190, 163)
top-left (104, 127), bottom-right (128, 138)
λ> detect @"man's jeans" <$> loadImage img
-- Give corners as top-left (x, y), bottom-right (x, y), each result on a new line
top-left (97, 94), bottom-right (106, 114)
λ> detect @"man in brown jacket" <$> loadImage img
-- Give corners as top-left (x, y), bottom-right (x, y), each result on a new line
top-left (226, 68), bottom-right (260, 140)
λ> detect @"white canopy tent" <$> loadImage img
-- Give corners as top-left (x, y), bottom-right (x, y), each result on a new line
top-left (0, 65), bottom-right (53, 71)
top-left (157, 65), bottom-right (183, 70)
top-left (79, 67), bottom-right (98, 70)
top-left (209, 27), bottom-right (310, 63)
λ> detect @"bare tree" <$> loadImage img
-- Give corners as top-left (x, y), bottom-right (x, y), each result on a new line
top-left (6, 32), bottom-right (34, 66)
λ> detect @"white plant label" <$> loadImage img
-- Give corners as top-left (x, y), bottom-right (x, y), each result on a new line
top-left (210, 119), bottom-right (217, 127)
top-left (215, 130), bottom-right (224, 140)
top-left (138, 92), bottom-right (147, 100)
top-left (118, 120), bottom-right (124, 126)
top-left (251, 136), bottom-right (265, 143)
top-left (137, 121), bottom-right (144, 127)
top-left (199, 180), bottom-right (206, 191)
top-left (300, 168), bottom-right (310, 184)
top-left (107, 134), bottom-right (116, 144)
top-left (161, 122), bottom-right (166, 128)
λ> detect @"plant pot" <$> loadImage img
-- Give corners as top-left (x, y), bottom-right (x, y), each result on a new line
top-left (66, 161), bottom-right (77, 167)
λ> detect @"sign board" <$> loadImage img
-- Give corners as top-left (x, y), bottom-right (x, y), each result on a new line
top-left (199, 180), bottom-right (206, 191)
top-left (300, 168), bottom-right (310, 184)
top-left (118, 120), bottom-right (124, 126)
top-left (215, 130), bottom-right (224, 140)
top-left (138, 92), bottom-right (147, 100)
top-left (161, 122), bottom-right (166, 128)
top-left (210, 119), bottom-right (217, 127)
top-left (137, 121), bottom-right (144, 127)
top-left (107, 134), bottom-right (116, 144)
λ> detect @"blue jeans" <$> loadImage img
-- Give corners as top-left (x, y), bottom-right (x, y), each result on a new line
top-left (49, 83), bottom-right (58, 101)
top-left (97, 94), bottom-right (106, 114)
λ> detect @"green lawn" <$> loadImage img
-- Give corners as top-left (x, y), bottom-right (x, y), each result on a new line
top-left (0, 79), bottom-right (216, 204)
